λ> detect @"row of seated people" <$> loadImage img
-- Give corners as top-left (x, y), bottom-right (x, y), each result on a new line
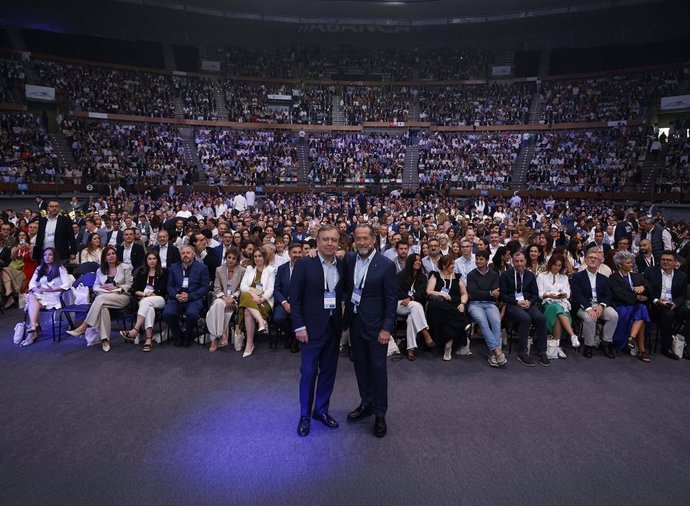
top-left (417, 82), bottom-right (533, 126)
top-left (538, 70), bottom-right (681, 124)
top-left (391, 238), bottom-right (690, 364)
top-left (59, 117), bottom-right (191, 186)
top-left (655, 136), bottom-right (690, 194)
top-left (416, 132), bottom-right (520, 190)
top-left (194, 128), bottom-right (299, 185)
top-left (525, 125), bottom-right (651, 193)
top-left (307, 132), bottom-right (406, 185)
top-left (0, 112), bottom-right (58, 184)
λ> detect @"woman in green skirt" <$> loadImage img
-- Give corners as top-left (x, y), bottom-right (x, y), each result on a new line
top-left (238, 246), bottom-right (276, 358)
top-left (536, 254), bottom-right (580, 349)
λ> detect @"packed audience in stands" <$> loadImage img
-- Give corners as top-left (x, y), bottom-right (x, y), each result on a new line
top-left (35, 60), bottom-right (177, 117)
top-left (194, 128), bottom-right (298, 185)
top-left (418, 83), bottom-right (533, 126)
top-left (59, 117), bottom-right (194, 187)
top-left (0, 58), bottom-right (25, 104)
top-left (538, 70), bottom-right (681, 124)
top-left (307, 132), bottom-right (406, 185)
top-left (525, 125), bottom-right (652, 193)
top-left (341, 86), bottom-right (412, 125)
top-left (0, 112), bottom-right (58, 183)
top-left (417, 132), bottom-right (521, 190)
top-left (3, 189), bottom-right (689, 370)
top-left (174, 76), bottom-right (218, 121)
top-left (655, 135), bottom-right (690, 194)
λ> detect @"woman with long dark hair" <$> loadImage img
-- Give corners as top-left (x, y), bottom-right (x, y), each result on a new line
top-left (67, 246), bottom-right (133, 352)
top-left (22, 248), bottom-right (70, 346)
top-left (120, 252), bottom-right (168, 352)
top-left (396, 253), bottom-right (434, 361)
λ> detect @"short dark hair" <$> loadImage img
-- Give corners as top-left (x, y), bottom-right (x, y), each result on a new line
top-left (476, 250), bottom-right (490, 260)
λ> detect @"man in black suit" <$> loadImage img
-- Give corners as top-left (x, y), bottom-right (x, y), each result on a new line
top-left (215, 231), bottom-right (234, 266)
top-left (344, 224), bottom-right (398, 438)
top-left (499, 251), bottom-right (549, 367)
top-left (117, 228), bottom-right (146, 272)
top-left (32, 200), bottom-right (77, 263)
top-left (274, 243), bottom-right (303, 353)
top-left (571, 247), bottom-right (619, 359)
top-left (191, 231), bottom-right (218, 285)
top-left (635, 239), bottom-right (656, 274)
top-left (644, 250), bottom-right (690, 360)
top-left (586, 228), bottom-right (611, 256)
top-left (106, 220), bottom-right (124, 247)
top-left (153, 228), bottom-right (181, 269)
top-left (291, 228), bottom-right (343, 437)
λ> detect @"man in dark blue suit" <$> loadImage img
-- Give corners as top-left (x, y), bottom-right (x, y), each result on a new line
top-left (215, 231), bottom-right (234, 266)
top-left (274, 242), bottom-right (303, 353)
top-left (499, 251), bottom-right (549, 367)
top-left (343, 224), bottom-right (397, 438)
top-left (571, 247), bottom-right (619, 359)
top-left (291, 226), bottom-right (344, 437)
top-left (163, 245), bottom-right (210, 347)
top-left (152, 229), bottom-right (181, 270)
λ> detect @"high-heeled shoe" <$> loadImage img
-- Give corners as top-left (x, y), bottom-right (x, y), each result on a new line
top-left (242, 344), bottom-right (255, 358)
top-left (20, 328), bottom-right (38, 346)
top-left (120, 330), bottom-right (137, 342)
top-left (66, 326), bottom-right (87, 337)
top-left (3, 295), bottom-right (15, 309)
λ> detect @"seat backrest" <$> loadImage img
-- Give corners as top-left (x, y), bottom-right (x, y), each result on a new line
top-left (73, 271), bottom-right (97, 289)
top-left (73, 262), bottom-right (100, 276)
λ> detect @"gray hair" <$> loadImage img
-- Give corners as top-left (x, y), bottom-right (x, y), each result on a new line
top-left (613, 250), bottom-right (635, 268)
top-left (585, 246), bottom-right (602, 258)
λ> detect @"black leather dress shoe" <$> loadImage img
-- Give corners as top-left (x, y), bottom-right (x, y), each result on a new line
top-left (602, 343), bottom-right (616, 359)
top-left (583, 345), bottom-right (593, 358)
top-left (312, 412), bottom-right (339, 428)
top-left (173, 339), bottom-right (183, 347)
top-left (297, 416), bottom-right (310, 437)
top-left (661, 348), bottom-right (680, 360)
top-left (347, 405), bottom-right (374, 422)
top-left (374, 416), bottom-right (387, 438)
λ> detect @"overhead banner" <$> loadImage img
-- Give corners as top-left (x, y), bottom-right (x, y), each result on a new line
top-left (491, 65), bottom-right (512, 77)
top-left (25, 84), bottom-right (55, 102)
top-left (267, 94), bottom-right (292, 101)
top-left (201, 60), bottom-right (221, 72)
top-left (660, 95), bottom-right (690, 111)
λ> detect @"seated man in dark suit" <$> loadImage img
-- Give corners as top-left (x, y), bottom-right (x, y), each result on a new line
top-left (117, 227), bottom-right (146, 272)
top-left (499, 251), bottom-right (549, 367)
top-left (163, 245), bottom-right (210, 347)
top-left (571, 247), bottom-right (619, 359)
top-left (273, 242), bottom-right (303, 353)
top-left (645, 250), bottom-right (690, 360)
top-left (635, 239), bottom-right (656, 274)
top-left (153, 228), bottom-right (181, 269)
top-left (215, 231), bottom-right (235, 266)
top-left (586, 228), bottom-right (611, 257)
top-left (190, 231), bottom-right (218, 285)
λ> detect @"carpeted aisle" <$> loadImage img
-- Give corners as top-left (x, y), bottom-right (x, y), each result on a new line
top-left (1, 306), bottom-right (689, 506)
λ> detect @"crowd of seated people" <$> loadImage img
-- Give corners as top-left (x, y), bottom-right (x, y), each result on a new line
top-left (194, 128), bottom-right (298, 185)
top-left (221, 81), bottom-right (295, 123)
top-left (0, 112), bottom-right (59, 184)
top-left (418, 82), bottom-right (533, 126)
top-left (292, 86), bottom-right (334, 125)
top-left (525, 125), bottom-right (652, 193)
top-left (539, 70), bottom-right (681, 124)
top-left (341, 86), bottom-right (412, 125)
top-left (417, 132), bottom-right (520, 190)
top-left (0, 58), bottom-right (25, 104)
top-left (224, 46), bottom-right (295, 79)
top-left (173, 76), bottom-right (218, 121)
top-left (60, 118), bottom-right (192, 187)
top-left (4, 191), bottom-right (689, 368)
top-left (35, 60), bottom-right (176, 117)
top-left (655, 136), bottom-right (689, 194)
top-left (307, 132), bottom-right (406, 186)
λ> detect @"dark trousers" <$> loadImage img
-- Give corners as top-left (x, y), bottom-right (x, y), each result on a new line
top-left (273, 304), bottom-right (292, 333)
top-left (351, 327), bottom-right (388, 417)
top-left (505, 303), bottom-right (547, 355)
top-left (654, 305), bottom-right (690, 350)
top-left (299, 318), bottom-right (339, 417)
top-left (163, 299), bottom-right (203, 344)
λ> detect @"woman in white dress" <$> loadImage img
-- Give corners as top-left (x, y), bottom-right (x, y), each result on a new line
top-left (22, 248), bottom-right (71, 346)
top-left (536, 253), bottom-right (580, 348)
top-left (67, 246), bottom-right (132, 352)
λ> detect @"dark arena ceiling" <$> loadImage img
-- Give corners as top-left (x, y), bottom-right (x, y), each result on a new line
top-left (114, 0), bottom-right (672, 25)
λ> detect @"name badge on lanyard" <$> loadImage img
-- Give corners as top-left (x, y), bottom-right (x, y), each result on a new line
top-left (182, 277), bottom-right (189, 288)
top-left (145, 284), bottom-right (155, 293)
top-left (408, 287), bottom-right (415, 298)
top-left (226, 282), bottom-right (233, 296)
top-left (515, 292), bottom-right (525, 301)
top-left (663, 287), bottom-right (672, 301)
top-left (591, 288), bottom-right (597, 304)
top-left (256, 283), bottom-right (263, 291)
top-left (351, 287), bottom-right (362, 306)
top-left (324, 291), bottom-right (336, 309)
